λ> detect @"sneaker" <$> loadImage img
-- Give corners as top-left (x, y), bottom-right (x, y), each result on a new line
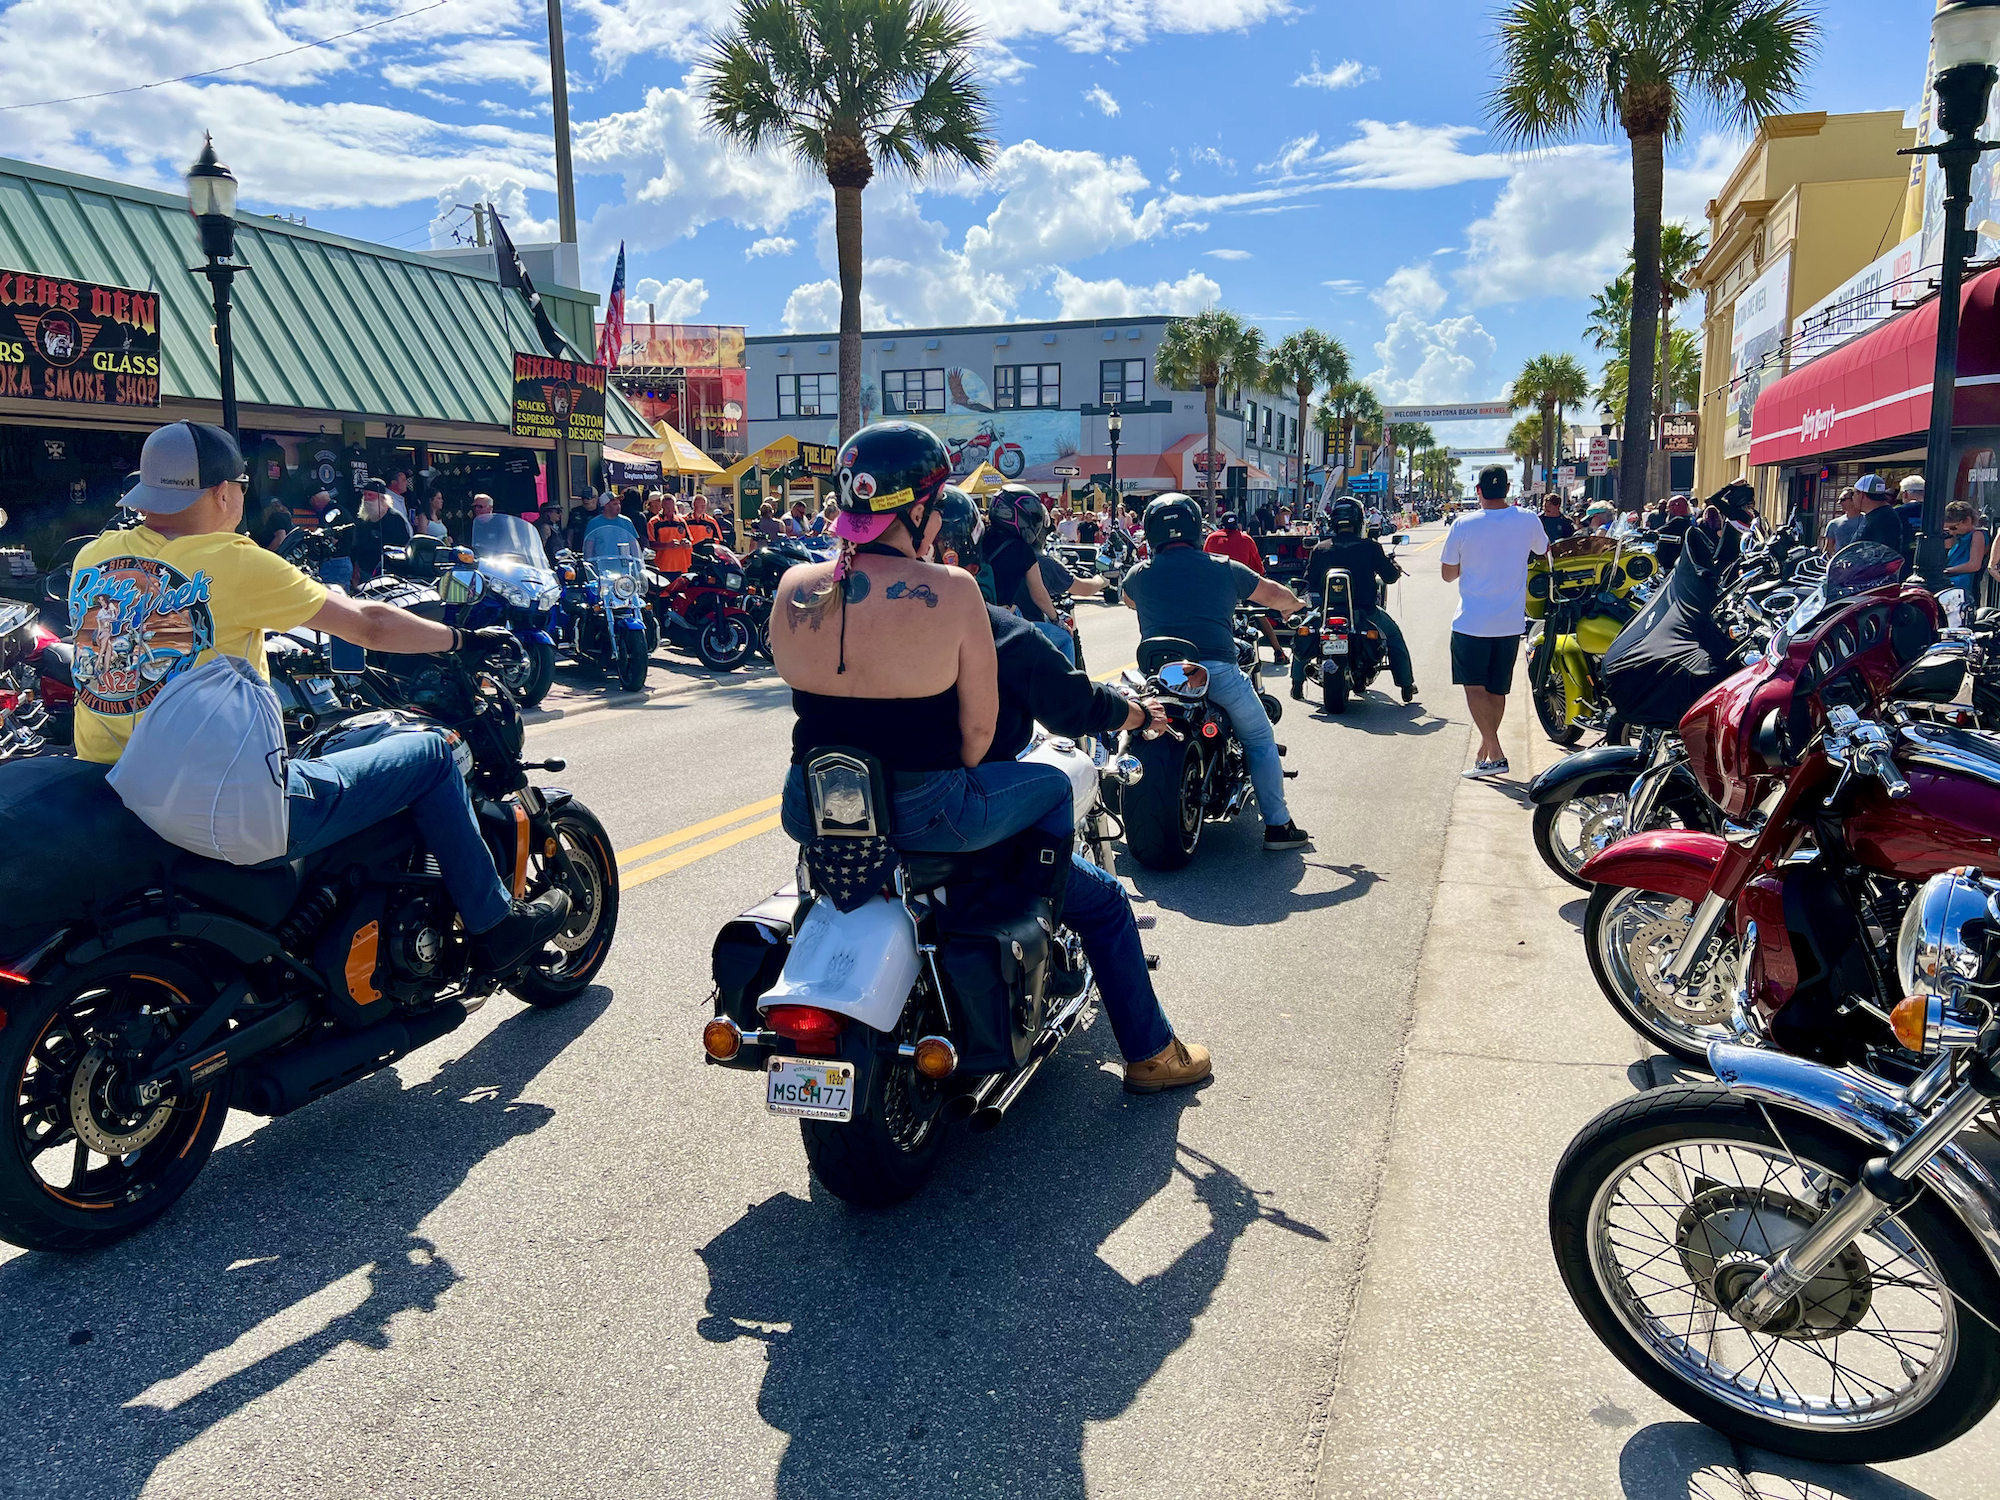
top-left (1461, 758), bottom-right (1510, 780)
top-left (1123, 1037), bottom-right (1212, 1094)
top-left (1402, 683), bottom-right (1418, 703)
top-left (1263, 820), bottom-right (1310, 850)
top-left (1271, 649), bottom-right (1290, 665)
top-left (470, 891), bottom-right (572, 973)
top-left (1289, 682), bottom-right (1305, 702)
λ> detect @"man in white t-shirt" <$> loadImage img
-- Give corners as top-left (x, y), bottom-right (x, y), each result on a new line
top-left (1440, 464), bottom-right (1548, 778)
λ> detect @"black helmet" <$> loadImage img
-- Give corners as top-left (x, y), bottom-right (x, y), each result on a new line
top-left (1143, 493), bottom-right (1205, 549)
top-left (1330, 498), bottom-right (1364, 535)
top-left (1219, 511), bottom-right (1240, 529)
top-left (987, 484), bottom-right (1050, 546)
top-left (832, 421), bottom-right (952, 542)
top-left (932, 484), bottom-right (984, 567)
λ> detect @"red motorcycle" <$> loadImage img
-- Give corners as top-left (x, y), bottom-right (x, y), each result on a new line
top-left (645, 540), bottom-right (756, 672)
top-left (948, 422), bottom-right (1026, 479)
top-left (0, 601), bottom-right (72, 758)
top-left (1578, 543), bottom-right (1988, 1068)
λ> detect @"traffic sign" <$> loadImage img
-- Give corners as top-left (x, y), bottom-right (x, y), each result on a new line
top-left (1052, 464), bottom-right (1080, 477)
top-left (1348, 471), bottom-right (1387, 494)
top-left (1587, 435), bottom-right (1609, 477)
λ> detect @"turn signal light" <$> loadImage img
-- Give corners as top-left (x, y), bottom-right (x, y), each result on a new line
top-left (702, 1017), bottom-right (744, 1061)
top-left (1201, 721), bottom-right (1219, 738)
top-left (1891, 995), bottom-right (1934, 1053)
top-left (766, 1004), bottom-right (845, 1055)
top-left (912, 1035), bottom-right (958, 1080)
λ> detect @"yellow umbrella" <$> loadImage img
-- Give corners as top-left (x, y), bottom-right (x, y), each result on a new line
top-left (648, 420), bottom-right (724, 476)
top-left (961, 462), bottom-right (1006, 496)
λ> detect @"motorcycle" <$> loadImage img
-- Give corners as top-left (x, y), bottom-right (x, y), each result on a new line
top-left (1550, 867), bottom-right (2000, 1464)
top-left (460, 514), bottom-right (562, 707)
top-left (1575, 543), bottom-right (1985, 1068)
top-left (0, 643), bottom-right (619, 1253)
top-left (1524, 535), bottom-right (1658, 745)
top-left (558, 531), bottom-right (654, 692)
top-left (1092, 528), bottom-right (1141, 604)
top-left (1300, 536), bottom-right (1406, 715)
top-left (1117, 640), bottom-right (1290, 869)
top-left (649, 540), bottom-right (756, 672)
top-left (700, 732), bottom-right (1142, 1206)
top-left (739, 537), bottom-right (813, 661)
top-left (947, 421), bottom-right (1026, 479)
top-left (0, 601), bottom-right (72, 758)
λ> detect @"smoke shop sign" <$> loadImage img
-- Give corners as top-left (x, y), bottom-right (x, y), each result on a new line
top-left (511, 353), bottom-right (606, 442)
top-left (0, 269), bottom-right (162, 407)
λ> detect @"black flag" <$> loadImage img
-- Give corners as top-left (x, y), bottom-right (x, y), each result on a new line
top-left (487, 206), bottom-right (567, 360)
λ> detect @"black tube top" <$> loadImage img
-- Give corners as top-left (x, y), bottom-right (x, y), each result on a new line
top-left (791, 686), bottom-right (962, 771)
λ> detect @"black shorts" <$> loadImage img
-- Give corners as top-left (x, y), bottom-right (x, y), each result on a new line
top-left (1450, 631), bottom-right (1520, 695)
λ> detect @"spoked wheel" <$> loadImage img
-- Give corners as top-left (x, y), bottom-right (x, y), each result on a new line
top-left (512, 804), bottom-right (621, 1006)
top-left (1534, 788), bottom-right (1631, 888)
top-left (802, 994), bottom-right (949, 1208)
top-left (1585, 885), bottom-right (1738, 1065)
top-left (0, 956), bottom-right (230, 1252)
top-left (1531, 634), bottom-right (1583, 747)
top-left (1551, 1086), bottom-right (2000, 1464)
top-left (615, 630), bottom-right (649, 692)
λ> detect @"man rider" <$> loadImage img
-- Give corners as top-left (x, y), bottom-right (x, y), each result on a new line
top-left (71, 421), bottom-right (568, 971)
top-left (979, 486), bottom-right (1061, 622)
top-left (932, 491), bottom-right (1210, 1093)
top-left (1294, 499), bottom-right (1416, 703)
top-left (1120, 494), bottom-right (1311, 851)
top-left (1204, 512), bottom-right (1287, 664)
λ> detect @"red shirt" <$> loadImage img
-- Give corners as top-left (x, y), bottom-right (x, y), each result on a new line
top-left (1204, 529), bottom-right (1265, 575)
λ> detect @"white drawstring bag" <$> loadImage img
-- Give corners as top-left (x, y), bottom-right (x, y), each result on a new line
top-left (107, 654), bottom-right (289, 866)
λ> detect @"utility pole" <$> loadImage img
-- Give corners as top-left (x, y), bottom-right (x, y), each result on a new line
top-left (547, 0), bottom-right (579, 246)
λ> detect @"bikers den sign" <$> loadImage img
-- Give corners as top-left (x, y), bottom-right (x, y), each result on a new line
top-left (511, 353), bottom-right (607, 443)
top-left (0, 269), bottom-right (162, 408)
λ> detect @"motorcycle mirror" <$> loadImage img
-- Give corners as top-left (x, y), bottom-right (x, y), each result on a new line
top-left (1393, 534), bottom-right (1408, 545)
top-left (1157, 661), bottom-right (1210, 698)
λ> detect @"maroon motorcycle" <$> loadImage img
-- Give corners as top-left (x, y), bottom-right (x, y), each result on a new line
top-left (1577, 543), bottom-right (1991, 1068)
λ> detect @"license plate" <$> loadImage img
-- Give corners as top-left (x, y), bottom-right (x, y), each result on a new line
top-left (1326, 637), bottom-right (1349, 654)
top-left (766, 1058), bottom-right (855, 1121)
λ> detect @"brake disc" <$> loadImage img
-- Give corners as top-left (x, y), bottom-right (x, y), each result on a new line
top-left (1571, 796), bottom-right (1628, 858)
top-left (67, 1047), bottom-right (175, 1158)
top-left (1676, 1184), bottom-right (1873, 1339)
top-left (1629, 915), bottom-right (1736, 1026)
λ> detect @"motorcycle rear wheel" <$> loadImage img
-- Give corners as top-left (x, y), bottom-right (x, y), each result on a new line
top-left (1122, 736), bottom-right (1204, 869)
top-left (1530, 634), bottom-right (1583, 747)
top-left (512, 804), bottom-right (620, 1006)
top-left (802, 1023), bottom-right (948, 1209)
top-left (1550, 1085), bottom-right (2000, 1464)
top-left (1320, 663), bottom-right (1350, 714)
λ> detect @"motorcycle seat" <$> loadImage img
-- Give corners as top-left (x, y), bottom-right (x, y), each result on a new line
top-left (900, 844), bottom-right (1011, 893)
top-left (1137, 636), bottom-right (1204, 676)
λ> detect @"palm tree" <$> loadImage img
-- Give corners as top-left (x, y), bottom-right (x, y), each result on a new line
top-left (1491, 0), bottom-right (1818, 508)
top-left (1320, 379), bottom-right (1380, 481)
top-left (1510, 352), bottom-right (1594, 492)
top-left (701, 0), bottom-right (995, 437)
top-left (1265, 329), bottom-right (1351, 502)
top-left (1157, 310), bottom-right (1265, 511)
top-left (1507, 412), bottom-right (1545, 476)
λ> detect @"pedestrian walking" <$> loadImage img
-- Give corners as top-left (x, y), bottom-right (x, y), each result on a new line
top-left (1440, 464), bottom-right (1548, 779)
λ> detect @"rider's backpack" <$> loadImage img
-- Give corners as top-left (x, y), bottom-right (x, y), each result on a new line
top-left (107, 653), bottom-right (289, 866)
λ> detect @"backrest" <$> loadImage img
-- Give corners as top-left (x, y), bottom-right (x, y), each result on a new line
top-left (1137, 635), bottom-right (1202, 677)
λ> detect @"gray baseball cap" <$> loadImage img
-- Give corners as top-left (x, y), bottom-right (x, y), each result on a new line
top-left (120, 421), bottom-right (248, 513)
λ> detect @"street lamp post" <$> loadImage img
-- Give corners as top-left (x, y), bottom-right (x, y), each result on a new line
top-left (1910, 0), bottom-right (2000, 588)
top-left (185, 134), bottom-right (243, 442)
top-left (1106, 402), bottom-right (1123, 512)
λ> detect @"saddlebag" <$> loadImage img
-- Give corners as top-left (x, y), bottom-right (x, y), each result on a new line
top-left (937, 901), bottom-right (1051, 1075)
top-left (709, 886), bottom-right (800, 1068)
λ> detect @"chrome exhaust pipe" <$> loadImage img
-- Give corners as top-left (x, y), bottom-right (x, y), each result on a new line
top-left (966, 979), bottom-right (1094, 1132)
top-left (944, 1072), bottom-right (1004, 1122)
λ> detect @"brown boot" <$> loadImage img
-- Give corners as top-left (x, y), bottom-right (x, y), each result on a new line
top-left (1123, 1038), bottom-right (1212, 1094)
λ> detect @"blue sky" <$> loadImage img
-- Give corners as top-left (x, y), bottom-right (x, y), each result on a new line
top-left (0, 1), bottom-right (1938, 455)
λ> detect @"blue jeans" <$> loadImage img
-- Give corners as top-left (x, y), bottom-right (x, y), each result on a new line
top-left (319, 556), bottom-right (355, 591)
top-left (1292, 606), bottom-right (1412, 690)
top-left (1066, 855), bottom-right (1173, 1061)
top-left (285, 731), bottom-right (512, 933)
top-left (1199, 659), bottom-right (1290, 827)
top-left (781, 760), bottom-right (1072, 851)
top-left (1033, 620), bottom-right (1075, 665)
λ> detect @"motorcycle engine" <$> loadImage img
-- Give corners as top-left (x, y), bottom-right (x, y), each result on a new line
top-left (384, 891), bottom-right (462, 988)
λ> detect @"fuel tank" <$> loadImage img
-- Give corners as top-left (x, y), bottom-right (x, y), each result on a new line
top-left (1842, 758), bottom-right (2000, 879)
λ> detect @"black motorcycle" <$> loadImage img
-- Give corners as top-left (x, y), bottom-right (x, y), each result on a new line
top-left (1117, 636), bottom-right (1290, 869)
top-left (0, 644), bottom-right (619, 1253)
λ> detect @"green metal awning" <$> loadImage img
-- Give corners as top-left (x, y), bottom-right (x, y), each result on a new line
top-left (0, 154), bottom-right (650, 441)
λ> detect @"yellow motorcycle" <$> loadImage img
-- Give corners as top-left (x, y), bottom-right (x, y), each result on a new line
top-left (1523, 535), bottom-right (1657, 745)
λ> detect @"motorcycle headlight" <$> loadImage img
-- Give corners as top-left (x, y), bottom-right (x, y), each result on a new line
top-left (1896, 870), bottom-right (1992, 1002)
top-left (538, 584), bottom-right (560, 609)
top-left (725, 571), bottom-right (744, 589)
top-left (611, 575), bottom-right (638, 599)
top-left (494, 579), bottom-right (534, 609)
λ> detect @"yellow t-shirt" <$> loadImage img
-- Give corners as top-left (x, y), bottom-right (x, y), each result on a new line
top-left (68, 526), bottom-right (328, 764)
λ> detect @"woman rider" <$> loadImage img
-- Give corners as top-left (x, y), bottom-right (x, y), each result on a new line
top-left (772, 422), bottom-right (1073, 866)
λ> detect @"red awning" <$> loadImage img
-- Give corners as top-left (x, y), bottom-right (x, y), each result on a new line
top-left (1749, 266), bottom-right (2000, 466)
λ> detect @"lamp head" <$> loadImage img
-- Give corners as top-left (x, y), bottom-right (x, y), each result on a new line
top-left (1934, 2), bottom-right (2000, 139)
top-left (186, 133), bottom-right (238, 262)
top-left (1106, 403), bottom-right (1122, 437)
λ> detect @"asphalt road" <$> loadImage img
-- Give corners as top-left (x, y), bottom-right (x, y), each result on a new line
top-left (0, 525), bottom-right (1478, 1500)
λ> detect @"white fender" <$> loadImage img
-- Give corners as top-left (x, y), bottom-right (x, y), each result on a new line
top-left (760, 895), bottom-right (919, 1034)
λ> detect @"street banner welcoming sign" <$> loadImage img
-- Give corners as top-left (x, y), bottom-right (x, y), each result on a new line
top-left (1381, 401), bottom-right (1511, 423)
top-left (0, 268), bottom-right (161, 408)
top-left (511, 353), bottom-right (606, 442)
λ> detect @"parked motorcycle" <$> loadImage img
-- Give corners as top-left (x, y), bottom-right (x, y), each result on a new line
top-left (1550, 866), bottom-right (2000, 1464)
top-left (557, 531), bottom-right (654, 692)
top-left (649, 540), bottom-right (755, 672)
top-left (0, 601), bottom-right (72, 758)
top-left (947, 421), bottom-right (1025, 479)
top-left (460, 513), bottom-right (562, 706)
top-left (1524, 535), bottom-right (1658, 745)
top-left (701, 732), bottom-right (1141, 1206)
top-left (0, 643), bottom-right (619, 1252)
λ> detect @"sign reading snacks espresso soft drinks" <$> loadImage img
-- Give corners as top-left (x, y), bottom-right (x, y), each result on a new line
top-left (0, 268), bottom-right (162, 407)
top-left (511, 353), bottom-right (606, 442)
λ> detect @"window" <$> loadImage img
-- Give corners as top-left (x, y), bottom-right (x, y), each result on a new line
top-left (883, 368), bottom-right (947, 414)
top-left (1263, 407), bottom-right (1274, 446)
top-left (1246, 401), bottom-right (1259, 444)
top-left (777, 373), bottom-right (835, 418)
top-left (995, 363), bottom-right (1061, 408)
top-left (1100, 358), bottom-right (1146, 406)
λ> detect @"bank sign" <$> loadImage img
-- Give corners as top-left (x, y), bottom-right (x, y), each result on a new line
top-left (511, 352), bottom-right (606, 442)
top-left (0, 269), bottom-right (161, 408)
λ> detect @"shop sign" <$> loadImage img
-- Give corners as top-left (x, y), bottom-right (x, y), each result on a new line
top-left (1727, 256), bottom-right (1790, 459)
top-left (511, 352), bottom-right (606, 442)
top-left (799, 441), bottom-right (837, 476)
top-left (1660, 413), bottom-right (1698, 453)
top-left (0, 268), bottom-right (161, 408)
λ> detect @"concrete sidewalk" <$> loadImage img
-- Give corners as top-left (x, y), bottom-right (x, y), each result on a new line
top-left (1310, 682), bottom-right (2000, 1499)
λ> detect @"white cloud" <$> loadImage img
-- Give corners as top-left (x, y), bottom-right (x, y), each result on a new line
top-left (1172, 221), bottom-right (1210, 236)
top-left (1323, 279), bottom-right (1364, 294)
top-left (782, 281), bottom-right (842, 335)
top-left (428, 175), bottom-right (558, 248)
top-left (1205, 248), bottom-right (1252, 261)
top-left (1051, 269), bottom-right (1222, 319)
top-left (961, 140), bottom-right (1169, 275)
top-left (1373, 264), bottom-right (1448, 318)
top-left (1190, 146), bottom-right (1237, 174)
top-left (1365, 310), bottom-right (1499, 407)
top-left (383, 39), bottom-right (552, 95)
top-left (1293, 54), bottom-right (1374, 91)
top-left (1086, 86), bottom-right (1120, 117)
top-left (632, 276), bottom-right (709, 320)
top-left (746, 235), bottom-right (797, 259)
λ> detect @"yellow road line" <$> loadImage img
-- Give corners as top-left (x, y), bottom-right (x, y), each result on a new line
top-left (616, 795), bottom-right (782, 867)
top-left (1093, 660), bottom-right (1137, 682)
top-left (623, 815), bottom-right (785, 890)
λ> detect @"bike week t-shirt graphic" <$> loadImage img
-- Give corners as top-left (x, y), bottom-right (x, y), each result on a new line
top-left (68, 528), bottom-right (328, 764)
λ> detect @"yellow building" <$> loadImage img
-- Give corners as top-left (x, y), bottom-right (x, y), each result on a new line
top-left (1691, 110), bottom-right (1914, 511)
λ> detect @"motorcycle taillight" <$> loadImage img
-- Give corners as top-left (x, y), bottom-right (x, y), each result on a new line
top-left (1325, 617), bottom-right (1349, 630)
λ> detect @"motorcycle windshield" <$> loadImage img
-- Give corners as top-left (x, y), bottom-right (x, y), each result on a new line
top-left (1766, 542), bottom-right (1905, 658)
top-left (473, 514), bottom-right (551, 571)
top-left (584, 531), bottom-right (645, 577)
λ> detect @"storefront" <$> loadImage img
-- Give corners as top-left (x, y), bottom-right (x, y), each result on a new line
top-left (0, 153), bottom-right (650, 571)
top-left (1748, 266), bottom-right (2000, 535)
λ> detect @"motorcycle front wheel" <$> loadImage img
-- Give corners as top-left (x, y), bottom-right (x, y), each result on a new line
top-left (1550, 1084), bottom-right (2000, 1464)
top-left (512, 802), bottom-right (620, 1006)
top-left (506, 637), bottom-right (557, 708)
top-left (1584, 884), bottom-right (1739, 1065)
top-left (995, 447), bottom-right (1026, 478)
top-left (696, 610), bottom-right (753, 672)
top-left (615, 629), bottom-right (649, 692)
top-left (1530, 633), bottom-right (1583, 747)
top-left (1122, 736), bottom-right (1204, 869)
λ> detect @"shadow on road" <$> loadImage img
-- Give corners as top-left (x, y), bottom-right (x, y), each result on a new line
top-left (1620, 1422), bottom-right (1941, 1500)
top-left (1115, 846), bottom-right (1381, 927)
top-left (695, 1046), bottom-right (1325, 1499)
top-left (1309, 699), bottom-right (1453, 737)
top-left (0, 989), bottom-right (610, 1500)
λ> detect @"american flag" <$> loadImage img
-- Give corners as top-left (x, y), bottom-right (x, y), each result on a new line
top-left (596, 241), bottom-right (626, 369)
